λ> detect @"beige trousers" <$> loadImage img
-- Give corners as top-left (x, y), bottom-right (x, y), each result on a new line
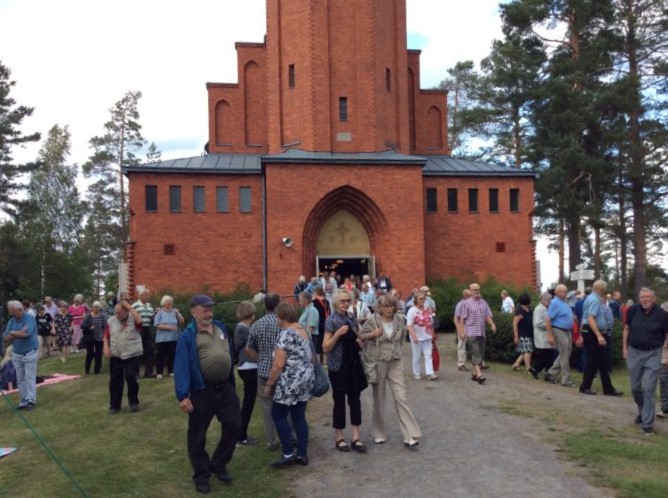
top-left (257, 375), bottom-right (277, 447)
top-left (372, 358), bottom-right (421, 443)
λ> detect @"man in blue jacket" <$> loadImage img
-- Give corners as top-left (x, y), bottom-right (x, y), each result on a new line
top-left (3, 300), bottom-right (39, 410)
top-left (174, 295), bottom-right (241, 494)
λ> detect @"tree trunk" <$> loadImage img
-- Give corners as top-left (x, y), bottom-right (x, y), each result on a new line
top-left (567, 217), bottom-right (582, 275)
top-left (594, 225), bottom-right (601, 279)
top-left (559, 218), bottom-right (565, 284)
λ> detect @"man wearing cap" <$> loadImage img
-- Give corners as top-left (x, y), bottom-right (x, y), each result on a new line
top-left (174, 295), bottom-right (241, 494)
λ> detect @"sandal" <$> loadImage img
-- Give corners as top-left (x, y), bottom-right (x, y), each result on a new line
top-left (512, 365), bottom-right (522, 371)
top-left (471, 375), bottom-right (486, 384)
top-left (335, 439), bottom-right (350, 452)
top-left (350, 439), bottom-right (367, 453)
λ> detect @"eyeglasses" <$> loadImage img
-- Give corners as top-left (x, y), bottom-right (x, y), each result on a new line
top-left (339, 299), bottom-right (351, 303)
top-left (470, 288), bottom-right (481, 291)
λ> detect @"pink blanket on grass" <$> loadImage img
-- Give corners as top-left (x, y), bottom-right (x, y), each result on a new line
top-left (0, 373), bottom-right (81, 395)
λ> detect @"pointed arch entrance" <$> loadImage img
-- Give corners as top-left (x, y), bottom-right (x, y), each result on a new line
top-left (302, 185), bottom-right (388, 278)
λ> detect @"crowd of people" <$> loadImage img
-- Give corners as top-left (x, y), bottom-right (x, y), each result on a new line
top-left (2, 272), bottom-right (668, 494)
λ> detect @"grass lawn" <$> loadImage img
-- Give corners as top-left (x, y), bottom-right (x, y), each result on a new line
top-left (0, 353), bottom-right (287, 498)
top-left (497, 362), bottom-right (668, 498)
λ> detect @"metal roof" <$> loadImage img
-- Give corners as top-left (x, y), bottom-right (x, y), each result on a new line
top-left (422, 155), bottom-right (536, 177)
top-left (124, 151), bottom-right (535, 178)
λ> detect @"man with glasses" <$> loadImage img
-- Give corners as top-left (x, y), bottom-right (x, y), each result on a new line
top-left (459, 283), bottom-right (496, 383)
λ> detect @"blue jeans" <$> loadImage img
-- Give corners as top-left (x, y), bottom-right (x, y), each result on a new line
top-left (13, 348), bottom-right (38, 406)
top-left (272, 401), bottom-right (308, 458)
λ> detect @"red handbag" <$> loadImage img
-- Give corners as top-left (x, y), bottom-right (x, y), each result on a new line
top-left (432, 342), bottom-right (440, 372)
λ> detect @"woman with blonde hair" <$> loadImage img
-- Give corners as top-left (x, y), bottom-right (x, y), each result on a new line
top-left (360, 294), bottom-right (420, 448)
top-left (54, 301), bottom-right (73, 363)
top-left (153, 295), bottom-right (184, 378)
top-left (406, 291), bottom-right (437, 381)
top-left (323, 290), bottom-right (368, 453)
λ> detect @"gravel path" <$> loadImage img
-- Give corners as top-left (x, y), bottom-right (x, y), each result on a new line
top-left (288, 333), bottom-right (629, 498)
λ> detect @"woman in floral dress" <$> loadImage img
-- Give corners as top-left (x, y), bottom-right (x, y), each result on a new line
top-left (263, 302), bottom-right (314, 467)
top-left (54, 301), bottom-right (73, 363)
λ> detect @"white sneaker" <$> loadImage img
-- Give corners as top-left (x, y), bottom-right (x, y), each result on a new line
top-left (156, 374), bottom-right (163, 379)
top-left (413, 374), bottom-right (421, 380)
top-left (427, 374), bottom-right (439, 381)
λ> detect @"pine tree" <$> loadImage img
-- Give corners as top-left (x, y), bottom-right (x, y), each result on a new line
top-left (0, 61), bottom-right (40, 216)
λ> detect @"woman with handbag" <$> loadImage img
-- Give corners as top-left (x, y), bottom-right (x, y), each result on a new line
top-left (322, 290), bottom-right (368, 453)
top-left (263, 303), bottom-right (314, 467)
top-left (360, 293), bottom-right (421, 448)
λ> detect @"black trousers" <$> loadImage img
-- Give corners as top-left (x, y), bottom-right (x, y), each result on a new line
top-left (580, 332), bottom-right (615, 394)
top-left (140, 326), bottom-right (154, 376)
top-left (532, 348), bottom-right (556, 374)
top-left (156, 341), bottom-right (176, 375)
top-left (109, 356), bottom-right (140, 409)
top-left (85, 340), bottom-right (104, 374)
top-left (188, 383), bottom-right (241, 485)
top-left (237, 368), bottom-right (258, 441)
top-left (329, 370), bottom-right (362, 429)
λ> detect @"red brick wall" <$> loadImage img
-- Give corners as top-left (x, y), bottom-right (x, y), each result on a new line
top-left (263, 162), bottom-right (426, 297)
top-left (127, 173), bottom-right (265, 295)
top-left (422, 176), bottom-right (536, 289)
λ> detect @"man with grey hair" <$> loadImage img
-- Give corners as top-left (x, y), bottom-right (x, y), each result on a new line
top-left (579, 280), bottom-right (623, 396)
top-left (623, 287), bottom-right (668, 436)
top-left (545, 284), bottom-right (576, 386)
top-left (3, 300), bottom-right (39, 410)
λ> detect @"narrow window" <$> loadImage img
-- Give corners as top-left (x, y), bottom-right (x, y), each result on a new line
top-left (288, 64), bottom-right (295, 89)
top-left (193, 186), bottom-right (205, 213)
top-left (468, 188), bottom-right (478, 213)
top-left (386, 68), bottom-right (391, 92)
top-left (510, 188), bottom-right (520, 212)
top-left (169, 186), bottom-right (181, 213)
top-left (426, 188), bottom-right (437, 213)
top-left (447, 188), bottom-right (458, 212)
top-left (239, 187), bottom-right (252, 213)
top-left (216, 186), bottom-right (229, 213)
top-left (489, 188), bottom-right (499, 213)
top-left (339, 97), bottom-right (348, 122)
top-left (164, 244), bottom-right (175, 255)
top-left (145, 185), bottom-right (157, 212)
top-left (496, 242), bottom-right (506, 253)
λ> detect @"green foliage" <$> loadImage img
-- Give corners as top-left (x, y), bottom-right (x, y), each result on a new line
top-left (0, 60), bottom-right (40, 216)
top-left (153, 283), bottom-right (258, 329)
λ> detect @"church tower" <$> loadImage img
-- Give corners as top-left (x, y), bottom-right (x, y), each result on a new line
top-left (207, 0), bottom-right (449, 156)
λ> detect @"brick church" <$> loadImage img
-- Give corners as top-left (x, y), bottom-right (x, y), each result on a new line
top-left (125, 0), bottom-right (536, 298)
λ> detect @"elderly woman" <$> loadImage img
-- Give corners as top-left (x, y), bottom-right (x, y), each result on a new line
top-left (153, 295), bottom-right (184, 379)
top-left (360, 294), bottom-right (420, 448)
top-left (323, 290), bottom-right (368, 453)
top-left (36, 305), bottom-right (54, 358)
top-left (81, 301), bottom-right (107, 374)
top-left (234, 301), bottom-right (258, 446)
top-left (264, 303), bottom-right (314, 467)
top-left (68, 294), bottom-right (87, 353)
top-left (531, 292), bottom-right (556, 379)
top-left (54, 301), bottom-right (73, 363)
top-left (406, 291), bottom-right (437, 381)
top-left (512, 294), bottom-right (535, 376)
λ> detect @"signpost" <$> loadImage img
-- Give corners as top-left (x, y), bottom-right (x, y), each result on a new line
top-left (570, 263), bottom-right (595, 292)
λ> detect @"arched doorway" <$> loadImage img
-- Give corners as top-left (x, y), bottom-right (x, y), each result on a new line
top-left (315, 210), bottom-right (373, 278)
top-left (302, 185), bottom-right (388, 279)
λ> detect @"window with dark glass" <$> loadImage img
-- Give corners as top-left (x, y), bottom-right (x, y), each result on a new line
top-left (145, 185), bottom-right (157, 212)
top-left (510, 188), bottom-right (520, 212)
top-left (239, 187), bottom-right (251, 213)
top-left (339, 97), bottom-right (348, 122)
top-left (193, 186), bottom-right (205, 213)
top-left (288, 64), bottom-right (295, 89)
top-left (426, 188), bottom-right (437, 212)
top-left (216, 186), bottom-right (229, 213)
top-left (468, 188), bottom-right (478, 212)
top-left (489, 188), bottom-right (499, 213)
top-left (169, 186), bottom-right (181, 213)
top-left (386, 68), bottom-right (391, 92)
top-left (447, 188), bottom-right (458, 212)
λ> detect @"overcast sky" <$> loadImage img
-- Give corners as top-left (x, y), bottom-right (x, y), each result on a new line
top-left (1, 0), bottom-right (571, 288)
